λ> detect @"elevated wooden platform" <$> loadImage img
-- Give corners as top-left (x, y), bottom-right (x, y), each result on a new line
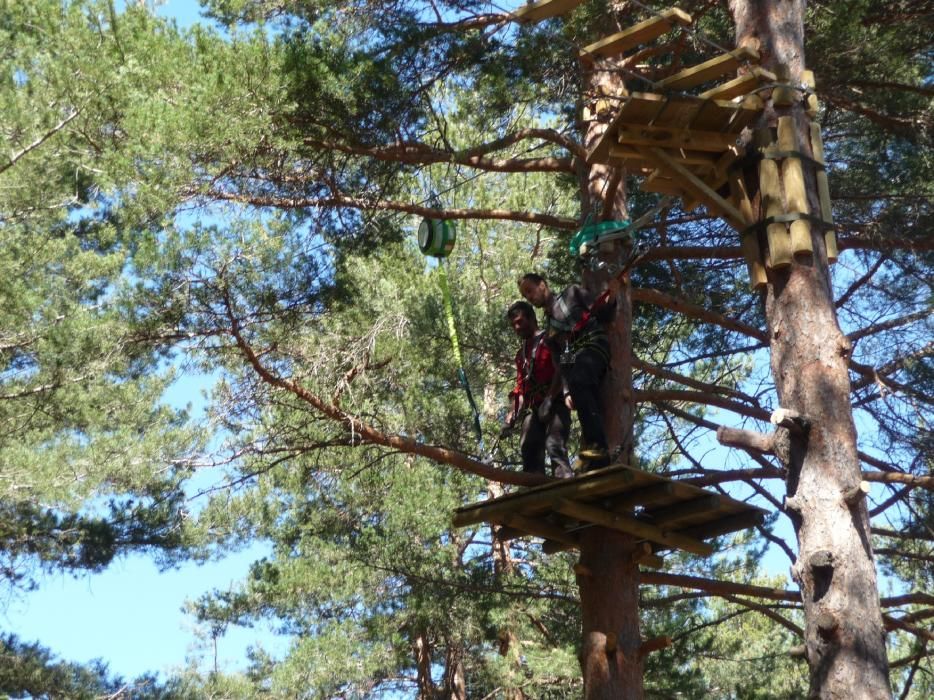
top-left (453, 464), bottom-right (767, 558)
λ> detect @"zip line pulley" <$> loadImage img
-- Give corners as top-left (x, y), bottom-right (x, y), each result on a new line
top-left (418, 204), bottom-right (484, 451)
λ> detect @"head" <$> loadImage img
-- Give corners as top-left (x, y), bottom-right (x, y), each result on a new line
top-left (518, 272), bottom-right (550, 308)
top-left (506, 300), bottom-right (537, 339)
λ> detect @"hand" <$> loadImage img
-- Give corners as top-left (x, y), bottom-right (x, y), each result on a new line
top-left (564, 393), bottom-right (574, 411)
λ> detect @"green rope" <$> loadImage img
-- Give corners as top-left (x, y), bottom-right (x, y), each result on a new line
top-left (437, 261), bottom-right (484, 447)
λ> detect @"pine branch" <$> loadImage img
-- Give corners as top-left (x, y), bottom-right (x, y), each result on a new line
top-left (219, 287), bottom-right (549, 488)
top-left (199, 187), bottom-right (578, 230)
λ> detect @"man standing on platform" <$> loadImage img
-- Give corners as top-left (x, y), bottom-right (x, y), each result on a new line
top-left (503, 301), bottom-right (574, 479)
top-left (518, 273), bottom-right (615, 469)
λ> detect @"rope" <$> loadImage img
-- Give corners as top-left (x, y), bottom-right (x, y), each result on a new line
top-left (437, 260), bottom-right (485, 448)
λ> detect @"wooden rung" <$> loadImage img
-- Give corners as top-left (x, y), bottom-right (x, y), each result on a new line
top-left (511, 0), bottom-right (584, 23)
top-left (555, 498), bottom-right (714, 556)
top-left (580, 7), bottom-right (692, 62)
top-left (616, 123), bottom-right (741, 152)
top-left (699, 66), bottom-right (777, 101)
top-left (659, 46), bottom-right (760, 91)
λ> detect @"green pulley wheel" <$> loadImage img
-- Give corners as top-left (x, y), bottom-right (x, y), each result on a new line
top-left (418, 218), bottom-right (457, 258)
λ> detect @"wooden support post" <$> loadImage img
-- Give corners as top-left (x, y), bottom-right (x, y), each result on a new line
top-left (809, 121), bottom-right (838, 262)
top-left (729, 171), bottom-right (767, 289)
top-left (777, 116), bottom-right (813, 258)
top-left (758, 156), bottom-right (792, 268)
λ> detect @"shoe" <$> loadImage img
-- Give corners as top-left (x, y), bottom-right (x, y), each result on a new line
top-left (578, 445), bottom-right (609, 461)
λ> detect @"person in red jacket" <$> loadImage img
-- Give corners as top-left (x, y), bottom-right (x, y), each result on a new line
top-left (504, 301), bottom-right (574, 479)
top-left (518, 272), bottom-right (617, 469)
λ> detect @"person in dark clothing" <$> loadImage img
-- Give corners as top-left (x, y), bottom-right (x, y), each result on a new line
top-left (518, 273), bottom-right (616, 469)
top-left (504, 301), bottom-right (574, 479)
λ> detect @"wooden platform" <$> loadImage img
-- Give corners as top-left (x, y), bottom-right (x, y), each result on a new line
top-left (453, 464), bottom-right (767, 557)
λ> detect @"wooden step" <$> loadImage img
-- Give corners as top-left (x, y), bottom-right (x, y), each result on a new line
top-left (580, 7), bottom-right (692, 62)
top-left (699, 66), bottom-right (776, 101)
top-left (511, 0), bottom-right (584, 23)
top-left (658, 46), bottom-right (760, 91)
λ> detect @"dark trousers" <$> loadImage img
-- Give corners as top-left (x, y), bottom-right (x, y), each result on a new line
top-left (520, 402), bottom-right (572, 476)
top-left (565, 342), bottom-right (609, 451)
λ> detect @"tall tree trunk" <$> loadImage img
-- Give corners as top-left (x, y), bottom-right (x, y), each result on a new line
top-left (490, 482), bottom-right (527, 700)
top-left (729, 1), bottom-right (892, 696)
top-left (576, 36), bottom-right (643, 697)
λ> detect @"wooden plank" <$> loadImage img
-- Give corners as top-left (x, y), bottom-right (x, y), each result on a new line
top-left (730, 172), bottom-right (768, 289)
top-left (616, 123), bottom-right (742, 152)
top-left (640, 173), bottom-right (686, 197)
top-left (501, 513), bottom-right (578, 546)
top-left (555, 498), bottom-right (714, 556)
top-left (659, 46), bottom-right (761, 92)
top-left (676, 509), bottom-right (766, 540)
top-left (587, 91), bottom-right (762, 165)
top-left (637, 146), bottom-right (748, 229)
top-left (645, 495), bottom-right (722, 528)
top-left (580, 8), bottom-right (692, 62)
top-left (758, 156), bottom-right (792, 268)
top-left (452, 465), bottom-right (644, 527)
top-left (608, 144), bottom-right (717, 169)
top-left (512, 0), bottom-right (584, 23)
top-left (699, 66), bottom-right (776, 101)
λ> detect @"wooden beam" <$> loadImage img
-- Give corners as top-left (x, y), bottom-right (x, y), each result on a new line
top-left (699, 67), bottom-right (776, 101)
top-left (580, 8), bottom-right (692, 62)
top-left (554, 498), bottom-right (714, 556)
top-left (616, 123), bottom-right (742, 152)
top-left (659, 46), bottom-right (760, 92)
top-left (512, 0), bottom-right (584, 23)
top-left (637, 146), bottom-right (749, 229)
top-left (645, 495), bottom-right (722, 528)
top-left (676, 509), bottom-right (766, 540)
top-left (640, 172), bottom-right (686, 197)
top-left (452, 466), bottom-right (638, 527)
top-left (608, 144), bottom-right (717, 169)
top-left (501, 513), bottom-right (578, 546)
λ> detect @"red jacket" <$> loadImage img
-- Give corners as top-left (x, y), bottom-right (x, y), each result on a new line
top-left (510, 331), bottom-right (559, 409)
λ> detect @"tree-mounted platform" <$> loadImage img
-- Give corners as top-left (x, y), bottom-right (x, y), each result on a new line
top-left (453, 464), bottom-right (767, 559)
top-left (509, 2), bottom-right (837, 288)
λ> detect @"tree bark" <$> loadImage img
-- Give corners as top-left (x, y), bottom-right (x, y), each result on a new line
top-left (729, 1), bottom-right (892, 697)
top-left (576, 27), bottom-right (643, 696)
